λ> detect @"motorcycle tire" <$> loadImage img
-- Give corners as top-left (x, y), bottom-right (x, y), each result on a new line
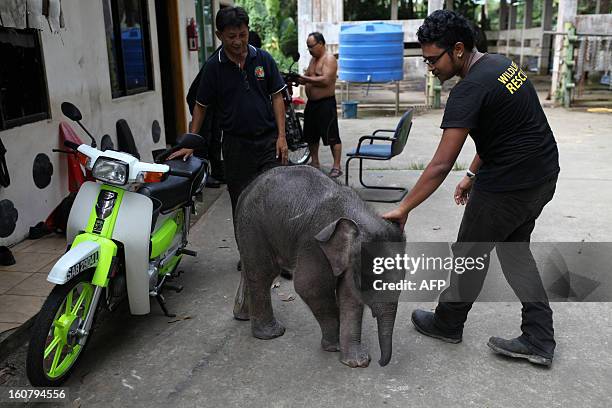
top-left (26, 269), bottom-right (97, 387)
top-left (288, 112), bottom-right (310, 165)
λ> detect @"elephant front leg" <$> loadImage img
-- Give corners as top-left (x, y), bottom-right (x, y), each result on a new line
top-left (337, 281), bottom-right (370, 368)
top-left (294, 263), bottom-right (340, 352)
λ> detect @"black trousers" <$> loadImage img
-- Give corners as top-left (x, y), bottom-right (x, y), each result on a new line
top-left (222, 132), bottom-right (280, 217)
top-left (434, 175), bottom-right (558, 358)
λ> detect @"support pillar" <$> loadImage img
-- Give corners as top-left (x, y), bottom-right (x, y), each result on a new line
top-left (500, 0), bottom-right (508, 30)
top-left (538, 0), bottom-right (554, 74)
top-left (510, 3), bottom-right (518, 29)
top-left (297, 0), bottom-right (312, 75)
top-left (426, 0), bottom-right (444, 108)
top-left (550, 0), bottom-right (578, 100)
top-left (525, 0), bottom-right (534, 29)
top-left (428, 0), bottom-right (444, 14)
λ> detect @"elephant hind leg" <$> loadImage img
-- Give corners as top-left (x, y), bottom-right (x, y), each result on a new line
top-left (243, 256), bottom-right (285, 340)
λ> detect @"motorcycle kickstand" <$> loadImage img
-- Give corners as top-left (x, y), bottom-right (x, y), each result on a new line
top-left (155, 293), bottom-right (176, 318)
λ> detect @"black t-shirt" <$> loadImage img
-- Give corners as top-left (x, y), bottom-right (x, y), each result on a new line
top-left (196, 45), bottom-right (286, 138)
top-left (441, 54), bottom-right (560, 192)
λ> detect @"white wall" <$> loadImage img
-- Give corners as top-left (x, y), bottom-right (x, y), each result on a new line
top-left (179, 0), bottom-right (202, 110)
top-left (0, 0), bottom-right (169, 246)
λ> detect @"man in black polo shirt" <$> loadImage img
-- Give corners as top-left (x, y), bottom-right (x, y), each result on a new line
top-left (169, 7), bottom-right (288, 214)
top-left (383, 10), bottom-right (560, 366)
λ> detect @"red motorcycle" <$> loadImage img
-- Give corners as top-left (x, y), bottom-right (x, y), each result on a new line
top-left (282, 55), bottom-right (310, 165)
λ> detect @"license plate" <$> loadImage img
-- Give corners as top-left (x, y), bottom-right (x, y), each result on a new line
top-left (66, 252), bottom-right (99, 280)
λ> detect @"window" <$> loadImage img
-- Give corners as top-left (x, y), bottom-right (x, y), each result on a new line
top-left (103, 0), bottom-right (154, 98)
top-left (0, 28), bottom-right (50, 130)
top-left (195, 0), bottom-right (216, 67)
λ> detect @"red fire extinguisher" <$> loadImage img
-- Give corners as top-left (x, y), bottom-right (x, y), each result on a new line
top-left (187, 18), bottom-right (199, 51)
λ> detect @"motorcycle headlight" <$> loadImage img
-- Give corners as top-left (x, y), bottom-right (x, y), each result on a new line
top-left (92, 158), bottom-right (128, 185)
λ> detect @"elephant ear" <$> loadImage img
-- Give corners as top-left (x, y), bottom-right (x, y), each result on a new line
top-left (315, 218), bottom-right (360, 277)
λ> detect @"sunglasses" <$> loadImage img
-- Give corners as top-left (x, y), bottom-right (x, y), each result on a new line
top-left (423, 48), bottom-right (451, 66)
top-left (307, 42), bottom-right (320, 49)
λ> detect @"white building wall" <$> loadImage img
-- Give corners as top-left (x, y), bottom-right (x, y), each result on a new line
top-left (179, 0), bottom-right (202, 105)
top-left (0, 0), bottom-right (198, 246)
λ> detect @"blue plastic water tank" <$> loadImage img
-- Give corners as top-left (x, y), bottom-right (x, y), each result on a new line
top-left (339, 22), bottom-right (404, 83)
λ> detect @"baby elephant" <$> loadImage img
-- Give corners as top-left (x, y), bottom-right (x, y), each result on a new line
top-left (234, 166), bottom-right (405, 367)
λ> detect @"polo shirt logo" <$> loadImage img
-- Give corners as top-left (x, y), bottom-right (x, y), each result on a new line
top-left (255, 66), bottom-right (265, 79)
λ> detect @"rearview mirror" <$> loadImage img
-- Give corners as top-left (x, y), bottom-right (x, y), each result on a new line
top-left (292, 52), bottom-right (300, 62)
top-left (61, 102), bottom-right (83, 122)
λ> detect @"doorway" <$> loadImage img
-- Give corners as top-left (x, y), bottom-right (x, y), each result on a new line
top-left (154, 0), bottom-right (186, 145)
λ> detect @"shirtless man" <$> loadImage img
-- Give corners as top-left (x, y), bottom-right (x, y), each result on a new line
top-left (300, 32), bottom-right (342, 178)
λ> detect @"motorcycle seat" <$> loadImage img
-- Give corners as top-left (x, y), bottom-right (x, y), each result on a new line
top-left (138, 157), bottom-right (207, 212)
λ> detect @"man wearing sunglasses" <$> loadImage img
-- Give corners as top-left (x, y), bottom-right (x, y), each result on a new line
top-left (170, 7), bottom-right (288, 218)
top-left (383, 10), bottom-right (560, 366)
top-left (299, 32), bottom-right (342, 178)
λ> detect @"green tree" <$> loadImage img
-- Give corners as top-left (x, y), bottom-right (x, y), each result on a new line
top-left (238, 0), bottom-right (298, 70)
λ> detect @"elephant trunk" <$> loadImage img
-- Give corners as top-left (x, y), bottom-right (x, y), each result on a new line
top-left (372, 302), bottom-right (398, 367)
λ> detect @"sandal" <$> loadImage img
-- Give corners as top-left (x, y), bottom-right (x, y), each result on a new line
top-left (329, 168), bottom-right (343, 178)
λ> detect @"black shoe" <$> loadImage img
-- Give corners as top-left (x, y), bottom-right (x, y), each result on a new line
top-left (411, 309), bottom-right (462, 344)
top-left (0, 246), bottom-right (16, 266)
top-left (487, 336), bottom-right (552, 367)
top-left (211, 173), bottom-right (226, 184)
top-left (206, 176), bottom-right (221, 188)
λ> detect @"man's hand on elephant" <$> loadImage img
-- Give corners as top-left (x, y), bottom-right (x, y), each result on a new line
top-left (454, 175), bottom-right (473, 205)
top-left (167, 148), bottom-right (194, 161)
top-left (382, 207), bottom-right (409, 231)
top-left (276, 136), bottom-right (288, 165)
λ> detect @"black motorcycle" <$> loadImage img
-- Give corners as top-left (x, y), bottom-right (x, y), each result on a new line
top-left (282, 54), bottom-right (310, 165)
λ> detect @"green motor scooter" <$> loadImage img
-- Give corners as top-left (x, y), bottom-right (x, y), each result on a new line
top-left (26, 102), bottom-right (208, 386)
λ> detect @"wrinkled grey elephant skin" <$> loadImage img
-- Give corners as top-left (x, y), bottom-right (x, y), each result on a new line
top-left (234, 165), bottom-right (405, 368)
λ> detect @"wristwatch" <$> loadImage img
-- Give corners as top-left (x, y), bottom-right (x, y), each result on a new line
top-left (466, 170), bottom-right (476, 179)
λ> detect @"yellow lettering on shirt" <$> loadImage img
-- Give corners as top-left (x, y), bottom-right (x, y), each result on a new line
top-left (497, 72), bottom-right (511, 85)
top-left (498, 61), bottom-right (529, 95)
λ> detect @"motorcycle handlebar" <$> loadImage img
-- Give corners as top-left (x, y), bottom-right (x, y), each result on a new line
top-left (64, 140), bottom-right (80, 150)
top-left (282, 72), bottom-right (301, 84)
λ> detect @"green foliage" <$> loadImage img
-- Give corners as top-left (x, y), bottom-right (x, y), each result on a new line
top-left (344, 0), bottom-right (429, 21)
top-left (238, 0), bottom-right (297, 70)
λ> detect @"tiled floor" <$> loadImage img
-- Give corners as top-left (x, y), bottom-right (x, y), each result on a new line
top-left (0, 234), bottom-right (66, 333)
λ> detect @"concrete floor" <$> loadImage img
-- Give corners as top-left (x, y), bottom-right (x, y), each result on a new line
top-left (1, 108), bottom-right (611, 407)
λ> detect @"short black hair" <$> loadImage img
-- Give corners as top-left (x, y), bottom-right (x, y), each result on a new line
top-left (216, 7), bottom-right (249, 32)
top-left (417, 10), bottom-right (475, 51)
top-left (308, 32), bottom-right (325, 45)
top-left (248, 31), bottom-right (262, 48)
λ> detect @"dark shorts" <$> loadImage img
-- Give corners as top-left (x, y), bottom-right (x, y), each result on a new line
top-left (303, 96), bottom-right (341, 146)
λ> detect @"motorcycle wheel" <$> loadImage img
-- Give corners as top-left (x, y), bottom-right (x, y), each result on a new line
top-left (288, 112), bottom-right (310, 165)
top-left (26, 270), bottom-right (97, 386)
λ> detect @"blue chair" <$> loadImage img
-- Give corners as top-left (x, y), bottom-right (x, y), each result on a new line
top-left (345, 108), bottom-right (413, 202)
